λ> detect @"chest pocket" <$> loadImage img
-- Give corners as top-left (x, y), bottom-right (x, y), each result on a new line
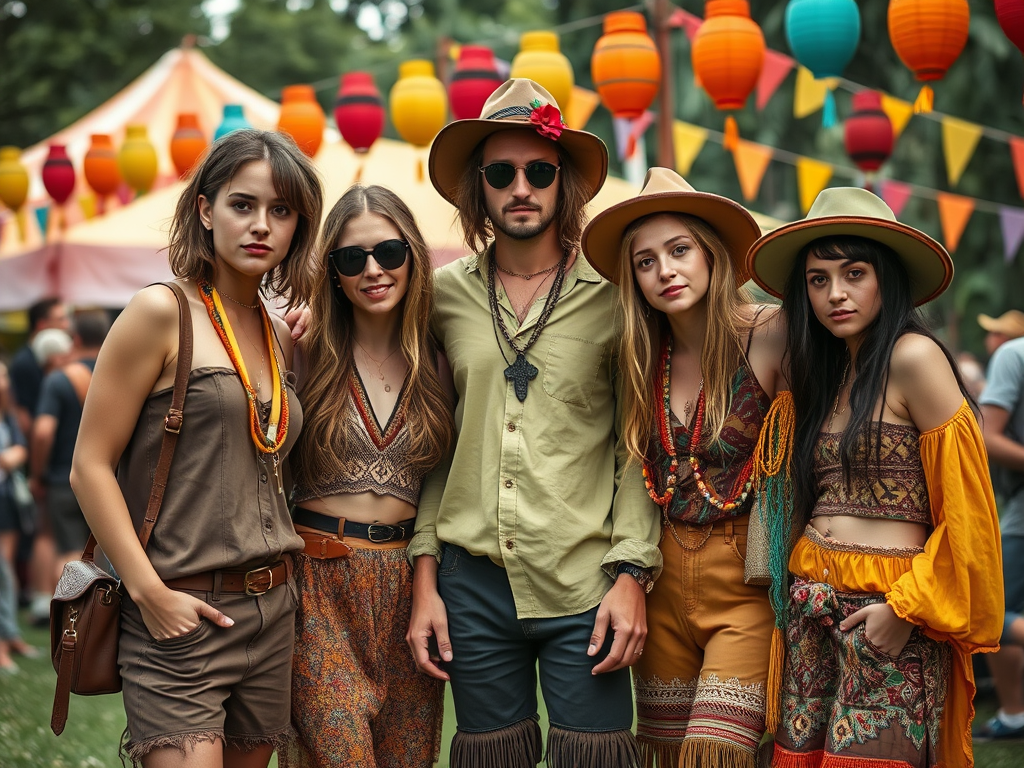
top-left (542, 335), bottom-right (605, 407)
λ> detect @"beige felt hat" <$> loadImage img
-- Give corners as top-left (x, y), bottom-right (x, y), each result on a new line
top-left (581, 167), bottom-right (762, 285)
top-left (978, 309), bottom-right (1024, 339)
top-left (747, 187), bottom-right (953, 306)
top-left (428, 78), bottom-right (608, 205)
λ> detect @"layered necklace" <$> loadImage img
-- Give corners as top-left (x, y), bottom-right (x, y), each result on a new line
top-left (487, 250), bottom-right (568, 401)
top-left (642, 337), bottom-right (754, 514)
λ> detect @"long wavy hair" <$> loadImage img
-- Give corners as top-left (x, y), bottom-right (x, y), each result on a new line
top-left (617, 212), bottom-right (751, 463)
top-left (784, 235), bottom-right (973, 521)
top-left (293, 185), bottom-right (454, 495)
top-left (452, 129), bottom-right (592, 256)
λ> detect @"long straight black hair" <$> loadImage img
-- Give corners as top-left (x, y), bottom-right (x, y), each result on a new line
top-left (783, 235), bottom-right (974, 521)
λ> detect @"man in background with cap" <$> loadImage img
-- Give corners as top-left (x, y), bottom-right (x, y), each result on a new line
top-left (976, 308), bottom-right (1024, 740)
top-left (405, 79), bottom-right (661, 768)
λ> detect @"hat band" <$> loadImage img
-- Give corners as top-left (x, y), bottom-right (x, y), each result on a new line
top-left (485, 104), bottom-right (567, 126)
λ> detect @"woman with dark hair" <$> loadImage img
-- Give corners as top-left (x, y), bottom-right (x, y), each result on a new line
top-left (283, 185), bottom-right (454, 768)
top-left (70, 128), bottom-right (323, 767)
top-left (747, 187), bottom-right (1002, 768)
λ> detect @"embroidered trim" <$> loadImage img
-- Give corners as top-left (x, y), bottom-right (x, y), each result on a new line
top-left (802, 525), bottom-right (924, 559)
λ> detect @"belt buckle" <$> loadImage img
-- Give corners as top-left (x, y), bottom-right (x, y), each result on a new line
top-left (367, 524), bottom-right (397, 543)
top-left (243, 564), bottom-right (276, 596)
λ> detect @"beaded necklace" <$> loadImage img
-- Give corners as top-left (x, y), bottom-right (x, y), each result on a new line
top-left (198, 280), bottom-right (289, 455)
top-left (642, 337), bottom-right (755, 514)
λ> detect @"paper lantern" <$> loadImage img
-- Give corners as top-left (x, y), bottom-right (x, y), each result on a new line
top-left (0, 147), bottom-right (29, 212)
top-left (995, 0), bottom-right (1024, 103)
top-left (390, 60), bottom-right (447, 149)
top-left (335, 72), bottom-right (385, 153)
top-left (510, 31), bottom-right (574, 111)
top-left (118, 125), bottom-right (158, 195)
top-left (449, 45), bottom-right (503, 121)
top-left (277, 84), bottom-right (325, 157)
top-left (844, 90), bottom-right (893, 176)
top-left (591, 11), bottom-right (661, 120)
top-left (214, 104), bottom-right (251, 142)
top-left (785, 0), bottom-right (860, 126)
top-left (888, 0), bottom-right (969, 113)
top-left (83, 134), bottom-right (121, 199)
top-left (691, 0), bottom-right (765, 150)
top-left (42, 144), bottom-right (76, 206)
top-left (170, 114), bottom-right (207, 178)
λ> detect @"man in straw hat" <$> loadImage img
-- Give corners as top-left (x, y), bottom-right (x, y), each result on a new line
top-left (405, 79), bottom-right (661, 767)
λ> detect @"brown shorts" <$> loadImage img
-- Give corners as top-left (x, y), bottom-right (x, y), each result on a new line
top-left (118, 578), bottom-right (298, 763)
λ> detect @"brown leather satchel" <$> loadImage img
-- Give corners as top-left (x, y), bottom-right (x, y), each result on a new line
top-left (50, 282), bottom-right (194, 736)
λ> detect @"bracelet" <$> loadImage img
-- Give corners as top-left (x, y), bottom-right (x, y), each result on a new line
top-left (615, 562), bottom-right (654, 594)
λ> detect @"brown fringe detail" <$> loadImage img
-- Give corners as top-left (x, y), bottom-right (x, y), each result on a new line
top-left (771, 744), bottom-right (823, 768)
top-left (822, 755), bottom-right (914, 768)
top-left (752, 391), bottom-right (795, 484)
top-left (679, 738), bottom-right (756, 768)
top-left (226, 725), bottom-right (293, 753)
top-left (765, 625), bottom-right (785, 734)
top-left (122, 730), bottom-right (223, 765)
top-left (637, 736), bottom-right (681, 768)
top-left (450, 717), bottom-right (542, 768)
top-left (546, 726), bottom-right (640, 768)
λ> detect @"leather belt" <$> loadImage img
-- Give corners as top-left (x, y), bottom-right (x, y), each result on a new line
top-left (292, 506), bottom-right (415, 543)
top-left (164, 556), bottom-right (293, 596)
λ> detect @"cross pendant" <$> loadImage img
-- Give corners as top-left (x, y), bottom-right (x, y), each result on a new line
top-left (504, 353), bottom-right (538, 402)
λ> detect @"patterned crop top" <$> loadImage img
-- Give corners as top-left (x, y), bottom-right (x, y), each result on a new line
top-left (811, 422), bottom-right (931, 526)
top-left (291, 372), bottom-right (425, 506)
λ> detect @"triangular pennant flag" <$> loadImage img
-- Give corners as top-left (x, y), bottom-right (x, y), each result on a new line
top-left (565, 86), bottom-right (600, 131)
top-left (796, 157), bottom-right (833, 214)
top-left (673, 121), bottom-right (709, 176)
top-left (878, 179), bottom-right (913, 218)
top-left (756, 50), bottom-right (795, 111)
top-left (1000, 206), bottom-right (1024, 263)
top-left (941, 116), bottom-right (983, 186)
top-left (880, 94), bottom-right (914, 140)
top-left (79, 195), bottom-right (97, 220)
top-left (668, 9), bottom-right (703, 41)
top-left (936, 192), bottom-right (975, 253)
top-left (733, 140), bottom-right (773, 201)
top-left (625, 111), bottom-right (656, 159)
top-left (794, 67), bottom-right (829, 119)
top-left (34, 204), bottom-right (49, 238)
top-left (1010, 137), bottom-right (1024, 200)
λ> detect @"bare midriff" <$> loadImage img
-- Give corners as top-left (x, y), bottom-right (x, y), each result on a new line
top-left (809, 515), bottom-right (928, 549)
top-left (296, 490), bottom-right (417, 528)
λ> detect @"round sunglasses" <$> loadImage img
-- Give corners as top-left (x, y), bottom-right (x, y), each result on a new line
top-left (328, 239), bottom-right (409, 277)
top-left (479, 162), bottom-right (560, 190)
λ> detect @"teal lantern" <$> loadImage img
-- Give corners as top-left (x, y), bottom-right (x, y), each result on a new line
top-left (785, 0), bottom-right (861, 127)
top-left (214, 104), bottom-right (252, 141)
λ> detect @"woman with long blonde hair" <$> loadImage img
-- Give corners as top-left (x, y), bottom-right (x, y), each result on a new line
top-left (283, 184), bottom-right (454, 768)
top-left (582, 168), bottom-right (788, 767)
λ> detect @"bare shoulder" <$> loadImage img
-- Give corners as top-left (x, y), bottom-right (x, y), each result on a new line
top-left (889, 332), bottom-right (963, 430)
top-left (108, 284), bottom-right (181, 353)
top-left (889, 333), bottom-right (954, 381)
top-left (270, 313), bottom-right (295, 368)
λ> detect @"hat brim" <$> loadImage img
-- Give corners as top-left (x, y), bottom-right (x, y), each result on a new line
top-left (746, 216), bottom-right (953, 306)
top-left (428, 120), bottom-right (609, 205)
top-left (581, 191), bottom-right (763, 285)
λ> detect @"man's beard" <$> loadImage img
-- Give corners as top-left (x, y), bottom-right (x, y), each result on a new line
top-left (489, 202), bottom-right (557, 241)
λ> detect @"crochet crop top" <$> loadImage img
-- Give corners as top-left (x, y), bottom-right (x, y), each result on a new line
top-left (291, 372), bottom-right (425, 506)
top-left (811, 421), bottom-right (931, 526)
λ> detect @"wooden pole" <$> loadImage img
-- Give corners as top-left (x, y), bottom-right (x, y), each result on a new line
top-left (654, 0), bottom-right (675, 169)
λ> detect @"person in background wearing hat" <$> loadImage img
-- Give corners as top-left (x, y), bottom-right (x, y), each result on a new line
top-left (581, 167), bottom-right (789, 767)
top-left (747, 187), bottom-right (1002, 767)
top-left (974, 308), bottom-right (1024, 741)
top-left (405, 79), bottom-right (662, 768)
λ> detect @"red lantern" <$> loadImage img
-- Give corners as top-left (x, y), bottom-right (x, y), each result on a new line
top-left (995, 0), bottom-right (1024, 102)
top-left (887, 0), bottom-right (969, 113)
top-left (448, 46), bottom-right (504, 121)
top-left (334, 73), bottom-right (385, 154)
top-left (277, 84), bottom-right (325, 157)
top-left (844, 91), bottom-right (894, 176)
top-left (591, 11), bottom-right (661, 120)
top-left (42, 144), bottom-right (76, 206)
top-left (170, 114), bottom-right (208, 178)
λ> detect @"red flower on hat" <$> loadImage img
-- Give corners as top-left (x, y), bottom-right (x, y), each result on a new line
top-left (530, 102), bottom-right (564, 140)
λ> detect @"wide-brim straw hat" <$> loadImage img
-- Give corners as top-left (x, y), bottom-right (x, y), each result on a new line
top-left (747, 187), bottom-right (953, 306)
top-left (428, 78), bottom-right (608, 205)
top-left (978, 309), bottom-right (1024, 338)
top-left (581, 167), bottom-right (762, 285)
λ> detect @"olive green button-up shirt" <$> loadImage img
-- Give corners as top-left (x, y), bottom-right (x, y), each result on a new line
top-left (408, 247), bottom-right (662, 619)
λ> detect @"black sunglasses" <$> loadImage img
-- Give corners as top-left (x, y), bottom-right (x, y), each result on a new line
top-left (328, 239), bottom-right (409, 277)
top-left (479, 162), bottom-right (560, 190)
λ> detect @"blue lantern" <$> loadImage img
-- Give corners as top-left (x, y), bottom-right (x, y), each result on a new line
top-left (214, 104), bottom-right (252, 141)
top-left (785, 0), bottom-right (861, 127)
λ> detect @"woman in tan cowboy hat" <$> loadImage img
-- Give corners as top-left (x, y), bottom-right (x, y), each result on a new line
top-left (582, 167), bottom-right (790, 768)
top-left (746, 186), bottom-right (1002, 768)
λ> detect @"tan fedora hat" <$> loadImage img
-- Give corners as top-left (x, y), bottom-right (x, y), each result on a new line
top-left (978, 309), bottom-right (1024, 339)
top-left (581, 167), bottom-right (762, 285)
top-left (747, 187), bottom-right (953, 306)
top-left (428, 78), bottom-right (608, 205)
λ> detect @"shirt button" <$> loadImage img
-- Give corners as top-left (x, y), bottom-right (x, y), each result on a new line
top-left (505, 539), bottom-right (514, 550)
top-left (504, 479), bottom-right (513, 488)
top-left (822, 568), bottom-right (829, 577)
top-left (264, 522), bottom-right (273, 531)
top-left (507, 422), bottom-right (516, 432)
top-left (260, 474), bottom-right (267, 483)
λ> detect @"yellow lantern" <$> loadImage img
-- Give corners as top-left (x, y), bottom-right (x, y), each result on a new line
top-left (0, 146), bottom-right (30, 241)
top-left (389, 60), bottom-right (448, 180)
top-left (510, 31), bottom-right (575, 112)
top-left (118, 125), bottom-right (159, 195)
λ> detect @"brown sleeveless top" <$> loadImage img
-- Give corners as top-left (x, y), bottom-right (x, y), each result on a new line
top-left (291, 372), bottom-right (425, 506)
top-left (811, 422), bottom-right (931, 525)
top-left (117, 367), bottom-right (304, 580)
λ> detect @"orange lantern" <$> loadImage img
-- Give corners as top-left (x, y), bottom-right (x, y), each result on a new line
top-left (83, 134), bottom-right (121, 214)
top-left (170, 114), bottom-right (208, 178)
top-left (691, 0), bottom-right (765, 150)
top-left (510, 31), bottom-right (575, 111)
top-left (888, 0), bottom-right (969, 113)
top-left (389, 60), bottom-right (447, 180)
top-left (277, 85), bottom-right (326, 157)
top-left (0, 146), bottom-right (29, 240)
top-left (118, 125), bottom-right (159, 196)
top-left (591, 11), bottom-right (661, 120)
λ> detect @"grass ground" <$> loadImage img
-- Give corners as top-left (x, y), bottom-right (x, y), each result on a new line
top-left (2, 611), bottom-right (1021, 767)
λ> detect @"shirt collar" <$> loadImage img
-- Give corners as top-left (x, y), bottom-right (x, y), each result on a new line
top-left (467, 243), bottom-right (604, 286)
